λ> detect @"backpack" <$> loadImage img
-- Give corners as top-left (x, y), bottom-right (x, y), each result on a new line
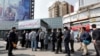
top-left (83, 32), bottom-right (92, 45)
top-left (87, 34), bottom-right (92, 42)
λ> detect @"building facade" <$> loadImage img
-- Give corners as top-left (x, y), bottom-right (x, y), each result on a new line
top-left (79, 0), bottom-right (100, 8)
top-left (30, 0), bottom-right (35, 19)
top-left (49, 1), bottom-right (74, 18)
top-left (0, 17), bottom-right (63, 38)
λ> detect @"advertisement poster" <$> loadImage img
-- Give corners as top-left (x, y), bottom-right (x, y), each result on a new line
top-left (0, 0), bottom-right (31, 21)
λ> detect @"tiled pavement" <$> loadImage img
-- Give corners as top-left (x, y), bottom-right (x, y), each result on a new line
top-left (0, 41), bottom-right (96, 56)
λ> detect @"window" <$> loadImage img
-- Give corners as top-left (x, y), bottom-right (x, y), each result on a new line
top-left (31, 5), bottom-right (34, 8)
top-left (32, 2), bottom-right (34, 4)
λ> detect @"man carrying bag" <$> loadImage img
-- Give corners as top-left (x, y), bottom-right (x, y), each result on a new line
top-left (8, 27), bottom-right (17, 56)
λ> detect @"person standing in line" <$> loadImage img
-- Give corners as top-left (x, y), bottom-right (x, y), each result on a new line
top-left (77, 28), bottom-right (83, 51)
top-left (5, 32), bottom-right (9, 50)
top-left (55, 29), bottom-right (63, 54)
top-left (25, 31), bottom-right (30, 48)
top-left (80, 27), bottom-right (91, 56)
top-left (29, 30), bottom-right (37, 51)
top-left (21, 30), bottom-right (26, 47)
top-left (63, 27), bottom-right (71, 56)
top-left (92, 24), bottom-right (100, 56)
top-left (70, 28), bottom-right (75, 53)
top-left (50, 29), bottom-right (56, 51)
top-left (39, 29), bottom-right (45, 50)
top-left (44, 31), bottom-right (49, 50)
top-left (14, 31), bottom-right (19, 49)
top-left (8, 27), bottom-right (16, 56)
top-left (36, 30), bottom-right (40, 48)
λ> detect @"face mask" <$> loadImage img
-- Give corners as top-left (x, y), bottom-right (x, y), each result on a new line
top-left (64, 29), bottom-right (66, 31)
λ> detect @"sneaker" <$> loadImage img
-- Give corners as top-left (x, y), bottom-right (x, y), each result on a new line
top-left (70, 50), bottom-right (75, 53)
top-left (55, 52), bottom-right (58, 54)
top-left (82, 53), bottom-right (89, 56)
top-left (35, 49), bottom-right (37, 51)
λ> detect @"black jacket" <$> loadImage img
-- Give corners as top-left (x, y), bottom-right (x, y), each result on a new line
top-left (9, 31), bottom-right (16, 43)
top-left (56, 32), bottom-right (63, 41)
top-left (92, 29), bottom-right (100, 40)
top-left (51, 32), bottom-right (56, 41)
top-left (64, 30), bottom-right (70, 41)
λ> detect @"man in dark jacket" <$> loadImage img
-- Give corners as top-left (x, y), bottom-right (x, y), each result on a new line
top-left (21, 31), bottom-right (26, 47)
top-left (63, 27), bottom-right (71, 56)
top-left (70, 28), bottom-right (75, 53)
top-left (50, 29), bottom-right (56, 51)
top-left (56, 29), bottom-right (63, 54)
top-left (14, 31), bottom-right (18, 49)
top-left (92, 24), bottom-right (100, 56)
top-left (8, 27), bottom-right (16, 56)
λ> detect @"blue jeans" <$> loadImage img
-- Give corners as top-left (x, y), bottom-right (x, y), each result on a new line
top-left (31, 39), bottom-right (37, 51)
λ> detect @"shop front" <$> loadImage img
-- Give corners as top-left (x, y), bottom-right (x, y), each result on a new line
top-left (71, 20), bottom-right (90, 31)
top-left (71, 23), bottom-right (90, 31)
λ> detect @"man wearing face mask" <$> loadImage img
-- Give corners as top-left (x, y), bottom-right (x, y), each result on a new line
top-left (63, 27), bottom-right (71, 56)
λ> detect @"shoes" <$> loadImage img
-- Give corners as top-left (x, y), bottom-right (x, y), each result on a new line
top-left (70, 50), bottom-right (75, 53)
top-left (35, 49), bottom-right (37, 51)
top-left (12, 55), bottom-right (15, 56)
top-left (60, 50), bottom-right (62, 52)
top-left (8, 54), bottom-right (15, 56)
top-left (14, 48), bottom-right (18, 50)
top-left (52, 50), bottom-right (55, 52)
top-left (65, 54), bottom-right (71, 56)
top-left (63, 51), bottom-right (67, 53)
top-left (77, 49), bottom-right (83, 51)
top-left (82, 53), bottom-right (89, 56)
top-left (55, 52), bottom-right (58, 54)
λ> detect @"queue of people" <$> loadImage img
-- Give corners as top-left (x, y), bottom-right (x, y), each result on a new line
top-left (4, 24), bottom-right (100, 56)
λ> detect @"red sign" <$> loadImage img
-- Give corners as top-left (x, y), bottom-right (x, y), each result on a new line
top-left (71, 24), bottom-right (90, 31)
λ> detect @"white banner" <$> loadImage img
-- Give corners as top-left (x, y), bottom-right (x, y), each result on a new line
top-left (18, 20), bottom-right (40, 29)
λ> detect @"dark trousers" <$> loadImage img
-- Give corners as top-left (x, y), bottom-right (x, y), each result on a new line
top-left (70, 40), bottom-right (74, 52)
top-left (8, 42), bottom-right (13, 56)
top-left (56, 40), bottom-right (62, 53)
top-left (36, 40), bottom-right (39, 48)
top-left (52, 41), bottom-right (55, 51)
top-left (26, 40), bottom-right (31, 48)
top-left (36, 37), bottom-right (39, 48)
top-left (64, 40), bottom-right (70, 56)
top-left (94, 40), bottom-right (100, 56)
top-left (6, 40), bottom-right (9, 50)
top-left (44, 44), bottom-right (48, 50)
top-left (21, 39), bottom-right (26, 47)
top-left (40, 39), bottom-right (44, 50)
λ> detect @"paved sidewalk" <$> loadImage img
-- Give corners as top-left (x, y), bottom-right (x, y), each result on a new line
top-left (0, 41), bottom-right (96, 56)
